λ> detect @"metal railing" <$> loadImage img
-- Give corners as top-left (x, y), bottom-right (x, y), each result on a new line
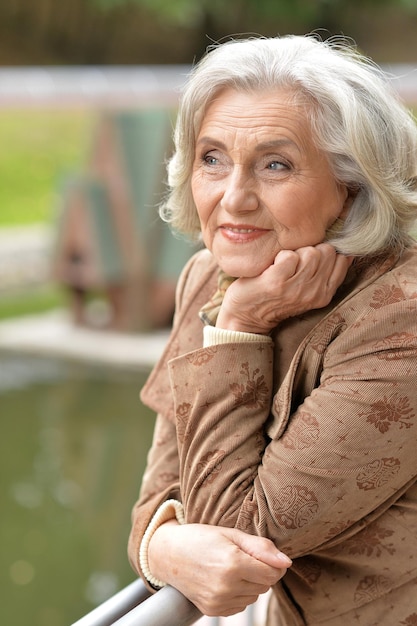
top-left (71, 578), bottom-right (262, 626)
top-left (71, 578), bottom-right (202, 626)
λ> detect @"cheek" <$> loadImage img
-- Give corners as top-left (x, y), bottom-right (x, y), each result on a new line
top-left (194, 197), bottom-right (210, 230)
top-left (192, 177), bottom-right (219, 227)
top-left (192, 187), bottom-right (211, 244)
top-left (191, 175), bottom-right (207, 217)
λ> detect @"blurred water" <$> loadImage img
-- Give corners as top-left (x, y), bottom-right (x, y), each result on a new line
top-left (0, 351), bottom-right (155, 626)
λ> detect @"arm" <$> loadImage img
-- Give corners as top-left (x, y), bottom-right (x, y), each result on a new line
top-left (128, 249), bottom-right (291, 609)
top-left (129, 249), bottom-right (218, 576)
top-left (128, 378), bottom-right (292, 616)
top-left (170, 298), bottom-right (417, 557)
top-left (129, 244), bottom-right (353, 609)
top-left (128, 414), bottom-right (181, 577)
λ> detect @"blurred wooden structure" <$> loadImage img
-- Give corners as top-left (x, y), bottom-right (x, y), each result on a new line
top-left (52, 108), bottom-right (196, 332)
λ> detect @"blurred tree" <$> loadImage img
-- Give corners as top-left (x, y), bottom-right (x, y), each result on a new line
top-left (90, 0), bottom-right (417, 28)
top-left (0, 0), bottom-right (416, 65)
top-left (88, 0), bottom-right (417, 61)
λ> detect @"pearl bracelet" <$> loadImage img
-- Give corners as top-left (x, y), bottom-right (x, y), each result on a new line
top-left (139, 499), bottom-right (185, 589)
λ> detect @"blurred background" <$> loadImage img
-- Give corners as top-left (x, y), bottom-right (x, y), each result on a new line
top-left (0, 1), bottom-right (416, 625)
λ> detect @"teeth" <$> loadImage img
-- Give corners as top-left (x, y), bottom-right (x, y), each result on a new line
top-left (227, 227), bottom-right (254, 233)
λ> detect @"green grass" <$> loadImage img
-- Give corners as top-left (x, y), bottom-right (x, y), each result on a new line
top-left (0, 108), bottom-right (92, 318)
top-left (0, 109), bottom-right (93, 226)
top-left (0, 286), bottom-right (68, 320)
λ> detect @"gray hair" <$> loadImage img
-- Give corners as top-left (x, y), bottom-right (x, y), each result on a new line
top-left (161, 35), bottom-right (417, 256)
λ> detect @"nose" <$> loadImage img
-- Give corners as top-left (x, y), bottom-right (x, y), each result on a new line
top-left (220, 167), bottom-right (259, 214)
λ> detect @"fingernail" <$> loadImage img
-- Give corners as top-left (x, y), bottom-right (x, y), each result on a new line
top-left (277, 552), bottom-right (292, 566)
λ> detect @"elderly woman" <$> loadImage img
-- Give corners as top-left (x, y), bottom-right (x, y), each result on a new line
top-left (128, 35), bottom-right (417, 625)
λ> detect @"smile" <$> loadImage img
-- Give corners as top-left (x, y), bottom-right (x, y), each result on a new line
top-left (225, 227), bottom-right (258, 233)
top-left (221, 224), bottom-right (267, 233)
top-left (219, 224), bottom-right (269, 242)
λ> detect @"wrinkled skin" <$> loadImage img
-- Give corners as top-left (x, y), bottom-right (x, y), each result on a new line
top-left (149, 521), bottom-right (292, 617)
top-left (217, 243), bottom-right (352, 334)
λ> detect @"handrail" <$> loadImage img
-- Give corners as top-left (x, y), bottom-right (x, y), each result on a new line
top-left (71, 579), bottom-right (151, 626)
top-left (71, 578), bottom-right (202, 626)
top-left (112, 585), bottom-right (202, 626)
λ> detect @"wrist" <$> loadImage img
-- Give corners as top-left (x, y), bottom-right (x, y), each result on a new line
top-left (216, 311), bottom-right (273, 335)
top-left (139, 499), bottom-right (185, 589)
top-left (148, 519), bottom-right (180, 587)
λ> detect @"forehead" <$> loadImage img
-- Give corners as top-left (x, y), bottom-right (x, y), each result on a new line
top-left (197, 87), bottom-right (314, 142)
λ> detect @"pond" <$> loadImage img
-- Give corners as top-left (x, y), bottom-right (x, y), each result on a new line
top-left (0, 351), bottom-right (156, 626)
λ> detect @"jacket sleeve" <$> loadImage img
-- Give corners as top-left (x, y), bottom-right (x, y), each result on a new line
top-left (168, 299), bottom-right (417, 559)
top-left (128, 249), bottom-right (218, 579)
top-left (127, 414), bottom-right (181, 578)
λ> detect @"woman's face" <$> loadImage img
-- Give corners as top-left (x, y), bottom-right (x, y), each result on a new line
top-left (191, 87), bottom-right (349, 278)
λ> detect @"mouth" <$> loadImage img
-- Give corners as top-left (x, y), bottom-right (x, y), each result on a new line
top-left (221, 223), bottom-right (268, 232)
top-left (219, 224), bottom-right (269, 242)
top-left (224, 226), bottom-right (258, 233)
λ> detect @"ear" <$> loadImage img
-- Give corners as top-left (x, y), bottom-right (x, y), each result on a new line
top-left (338, 184), bottom-right (357, 219)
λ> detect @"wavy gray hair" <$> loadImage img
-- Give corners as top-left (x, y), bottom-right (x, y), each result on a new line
top-left (161, 35), bottom-right (417, 256)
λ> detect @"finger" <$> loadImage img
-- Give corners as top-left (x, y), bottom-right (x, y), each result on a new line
top-left (195, 595), bottom-right (256, 618)
top-left (273, 249), bottom-right (300, 276)
top-left (296, 246), bottom-right (332, 276)
top-left (240, 560), bottom-right (289, 587)
top-left (232, 530), bottom-right (292, 569)
top-left (242, 569), bottom-right (288, 591)
top-left (197, 580), bottom-right (267, 616)
top-left (325, 253), bottom-right (353, 289)
top-left (314, 244), bottom-right (353, 280)
top-left (208, 597), bottom-right (259, 618)
top-left (299, 246), bottom-right (350, 288)
top-left (291, 244), bottom-right (340, 281)
top-left (235, 577), bottom-right (275, 596)
top-left (223, 594), bottom-right (260, 613)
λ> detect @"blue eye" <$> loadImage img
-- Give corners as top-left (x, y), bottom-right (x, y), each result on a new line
top-left (268, 161), bottom-right (286, 170)
top-left (204, 154), bottom-right (219, 166)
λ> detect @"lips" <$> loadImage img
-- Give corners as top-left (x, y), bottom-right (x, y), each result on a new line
top-left (221, 224), bottom-right (268, 232)
top-left (220, 224), bottom-right (269, 242)
top-left (224, 226), bottom-right (257, 233)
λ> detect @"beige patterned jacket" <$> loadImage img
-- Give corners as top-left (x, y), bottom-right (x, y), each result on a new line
top-left (128, 246), bottom-right (417, 626)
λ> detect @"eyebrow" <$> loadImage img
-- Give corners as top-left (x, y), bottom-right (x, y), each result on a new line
top-left (255, 139), bottom-right (300, 153)
top-left (195, 136), bottom-right (300, 153)
top-left (195, 137), bottom-right (226, 149)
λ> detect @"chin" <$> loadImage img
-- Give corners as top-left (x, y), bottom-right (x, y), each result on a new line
top-left (218, 259), bottom-right (271, 279)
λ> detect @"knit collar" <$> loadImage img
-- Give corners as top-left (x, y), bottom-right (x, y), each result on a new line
top-left (198, 270), bottom-right (236, 326)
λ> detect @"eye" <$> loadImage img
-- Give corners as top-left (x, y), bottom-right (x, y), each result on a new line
top-left (204, 153), bottom-right (219, 166)
top-left (267, 160), bottom-right (288, 171)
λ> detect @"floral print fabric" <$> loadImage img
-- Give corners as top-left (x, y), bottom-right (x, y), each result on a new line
top-left (129, 246), bottom-right (417, 625)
